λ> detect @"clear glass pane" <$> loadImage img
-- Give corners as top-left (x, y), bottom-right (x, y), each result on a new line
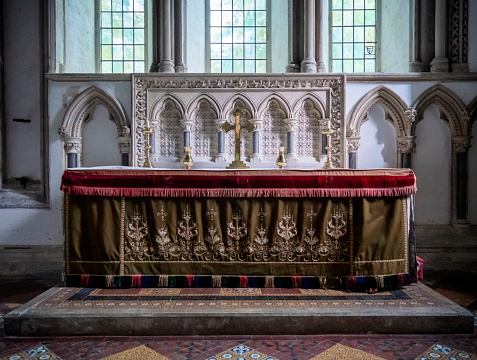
top-left (134, 61), bottom-right (145, 72)
top-left (102, 45), bottom-right (112, 60)
top-left (112, 0), bottom-right (122, 11)
top-left (124, 44), bottom-right (134, 60)
top-left (256, 11), bottom-right (266, 26)
top-left (123, 0), bottom-right (133, 11)
top-left (365, 0), bottom-right (375, 8)
top-left (256, 27), bottom-right (266, 42)
top-left (332, 44), bottom-right (342, 59)
top-left (365, 10), bottom-right (375, 25)
top-left (354, 10), bottom-right (364, 25)
top-left (233, 59), bottom-right (243, 72)
top-left (244, 0), bottom-right (255, 10)
top-left (244, 44), bottom-right (255, 58)
top-left (332, 27), bottom-right (342, 42)
top-left (123, 12), bottom-right (133, 27)
top-left (102, 29), bottom-right (112, 44)
top-left (343, 27), bottom-right (353, 42)
top-left (222, 44), bottom-right (232, 59)
top-left (256, 60), bottom-right (266, 72)
top-left (222, 10), bottom-right (232, 26)
top-left (244, 59), bottom-right (255, 72)
top-left (222, 27), bottom-right (232, 42)
top-left (233, 0), bottom-right (243, 10)
top-left (134, 0), bottom-right (144, 11)
top-left (365, 27), bottom-right (375, 42)
top-left (332, 0), bottom-right (342, 9)
top-left (332, 59), bottom-right (342, 72)
top-left (365, 42), bottom-right (376, 55)
top-left (233, 27), bottom-right (243, 42)
top-left (343, 0), bottom-right (353, 9)
top-left (211, 44), bottom-right (221, 59)
top-left (135, 45), bottom-right (144, 60)
top-left (256, 44), bottom-right (266, 59)
top-left (343, 11), bottom-right (353, 26)
top-left (101, 13), bottom-right (112, 27)
top-left (354, 59), bottom-right (364, 72)
top-left (343, 43), bottom-right (353, 58)
top-left (124, 61), bottom-right (134, 73)
top-left (113, 12), bottom-right (122, 27)
top-left (244, 27), bottom-right (255, 42)
top-left (124, 29), bottom-right (134, 44)
top-left (332, 11), bottom-right (342, 26)
top-left (354, 0), bottom-right (364, 9)
top-left (222, 59), bottom-right (233, 72)
top-left (113, 61), bottom-right (123, 73)
top-left (113, 29), bottom-right (122, 44)
top-left (134, 12), bottom-right (144, 28)
top-left (134, 29), bottom-right (144, 43)
top-left (210, 27), bottom-right (222, 43)
top-left (233, 44), bottom-right (244, 58)
top-left (211, 59), bottom-right (222, 72)
top-left (256, 0), bottom-right (266, 10)
top-left (223, 0), bottom-right (232, 10)
top-left (211, 11), bottom-right (222, 26)
top-left (365, 59), bottom-right (375, 72)
top-left (244, 10), bottom-right (255, 26)
top-left (113, 45), bottom-right (123, 60)
top-left (210, 0), bottom-right (221, 10)
top-left (354, 27), bottom-right (364, 42)
top-left (101, 0), bottom-right (112, 11)
top-left (343, 59), bottom-right (353, 72)
top-left (102, 61), bottom-right (113, 72)
top-left (354, 43), bottom-right (364, 58)
top-left (233, 11), bottom-right (243, 26)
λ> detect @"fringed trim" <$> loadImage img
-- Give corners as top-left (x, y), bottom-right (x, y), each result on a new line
top-left (239, 276), bottom-right (248, 288)
top-left (319, 276), bottom-right (327, 290)
top-left (80, 274), bottom-right (89, 287)
top-left (105, 275), bottom-right (114, 288)
top-left (158, 275), bottom-right (168, 287)
top-left (292, 276), bottom-right (302, 288)
top-left (132, 275), bottom-right (141, 287)
top-left (185, 275), bottom-right (194, 287)
top-left (265, 276), bottom-right (274, 288)
top-left (212, 276), bottom-right (222, 288)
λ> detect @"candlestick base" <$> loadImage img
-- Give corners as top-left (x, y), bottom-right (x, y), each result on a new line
top-left (226, 160), bottom-right (249, 169)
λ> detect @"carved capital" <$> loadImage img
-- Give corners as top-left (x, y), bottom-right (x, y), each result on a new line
top-left (397, 136), bottom-right (417, 153)
top-left (58, 126), bottom-right (69, 137)
top-left (180, 118), bottom-right (194, 132)
top-left (405, 107), bottom-right (417, 124)
top-left (64, 137), bottom-right (82, 154)
top-left (347, 137), bottom-right (360, 153)
top-left (119, 138), bottom-right (131, 153)
top-left (284, 118), bottom-right (298, 131)
top-left (249, 118), bottom-right (263, 132)
top-left (452, 136), bottom-right (471, 152)
top-left (121, 125), bottom-right (131, 137)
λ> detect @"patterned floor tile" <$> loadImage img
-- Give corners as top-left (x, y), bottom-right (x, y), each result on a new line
top-left (0, 345), bottom-right (61, 360)
top-left (308, 343), bottom-right (386, 359)
top-left (99, 345), bottom-right (170, 360)
top-left (205, 344), bottom-right (277, 360)
top-left (416, 343), bottom-right (477, 360)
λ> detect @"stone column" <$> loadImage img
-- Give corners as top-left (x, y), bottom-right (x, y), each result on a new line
top-left (160, 0), bottom-right (175, 73)
top-left (65, 137), bottom-right (82, 168)
top-left (284, 118), bottom-right (298, 165)
top-left (409, 0), bottom-right (424, 72)
top-left (149, 0), bottom-right (160, 71)
top-left (453, 135), bottom-right (471, 222)
top-left (174, 0), bottom-right (186, 72)
top-left (315, 0), bottom-right (326, 72)
top-left (286, 0), bottom-right (303, 72)
top-left (180, 118), bottom-right (193, 155)
top-left (430, 0), bottom-right (449, 72)
top-left (249, 119), bottom-right (262, 164)
top-left (347, 138), bottom-right (360, 169)
top-left (215, 120), bottom-right (227, 163)
top-left (300, 0), bottom-right (317, 73)
top-left (397, 136), bottom-right (416, 169)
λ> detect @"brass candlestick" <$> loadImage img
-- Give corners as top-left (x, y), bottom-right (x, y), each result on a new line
top-left (276, 146), bottom-right (287, 168)
top-left (182, 146), bottom-right (193, 169)
top-left (322, 122), bottom-right (334, 169)
top-left (142, 121), bottom-right (154, 168)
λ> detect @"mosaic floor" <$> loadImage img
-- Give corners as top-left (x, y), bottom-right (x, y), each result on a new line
top-left (1, 278), bottom-right (476, 360)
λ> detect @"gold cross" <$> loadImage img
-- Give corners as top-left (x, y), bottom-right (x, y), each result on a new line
top-left (222, 107), bottom-right (255, 169)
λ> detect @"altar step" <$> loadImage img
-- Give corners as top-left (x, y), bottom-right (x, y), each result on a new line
top-left (4, 283), bottom-right (473, 336)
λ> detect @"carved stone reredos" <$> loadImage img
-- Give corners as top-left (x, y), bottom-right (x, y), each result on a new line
top-left (132, 74), bottom-right (345, 168)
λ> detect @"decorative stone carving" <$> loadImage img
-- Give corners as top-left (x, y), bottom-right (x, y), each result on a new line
top-left (449, 0), bottom-right (469, 73)
top-left (347, 138), bottom-right (360, 153)
top-left (261, 99), bottom-right (288, 157)
top-left (405, 107), bottom-right (417, 124)
top-left (64, 138), bottom-right (82, 154)
top-left (294, 99), bottom-right (323, 159)
top-left (452, 136), bottom-right (471, 152)
top-left (191, 100), bottom-right (218, 158)
top-left (397, 136), bottom-right (417, 153)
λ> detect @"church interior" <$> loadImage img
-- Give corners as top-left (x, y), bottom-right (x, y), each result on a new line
top-left (1, 0), bottom-right (477, 359)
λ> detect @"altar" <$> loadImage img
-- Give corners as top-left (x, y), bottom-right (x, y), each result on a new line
top-left (61, 168), bottom-right (416, 290)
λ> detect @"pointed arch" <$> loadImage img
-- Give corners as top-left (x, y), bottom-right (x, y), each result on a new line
top-left (347, 86), bottom-right (409, 139)
top-left (222, 93), bottom-right (257, 119)
top-left (149, 93), bottom-right (186, 120)
top-left (410, 84), bottom-right (466, 137)
top-left (291, 93), bottom-right (326, 119)
top-left (465, 93), bottom-right (477, 137)
top-left (59, 86), bottom-right (129, 138)
top-left (186, 93), bottom-right (221, 119)
top-left (256, 93), bottom-right (292, 119)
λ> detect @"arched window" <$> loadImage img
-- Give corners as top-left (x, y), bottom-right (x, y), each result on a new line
top-left (99, 0), bottom-right (147, 73)
top-left (330, 0), bottom-right (376, 73)
top-left (208, 0), bottom-right (267, 73)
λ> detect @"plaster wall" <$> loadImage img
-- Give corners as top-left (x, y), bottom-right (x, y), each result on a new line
top-left (3, 0), bottom-right (42, 180)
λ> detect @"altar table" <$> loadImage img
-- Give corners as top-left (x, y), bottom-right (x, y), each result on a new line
top-left (61, 169), bottom-right (417, 289)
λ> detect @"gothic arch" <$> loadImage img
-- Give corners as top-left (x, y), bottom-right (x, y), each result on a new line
top-left (256, 93), bottom-right (292, 119)
top-left (291, 93), bottom-right (326, 119)
top-left (222, 93), bottom-right (256, 119)
top-left (186, 93), bottom-right (221, 120)
top-left (347, 86), bottom-right (409, 139)
top-left (465, 94), bottom-right (477, 137)
top-left (410, 84), bottom-right (467, 137)
top-left (149, 93), bottom-right (186, 120)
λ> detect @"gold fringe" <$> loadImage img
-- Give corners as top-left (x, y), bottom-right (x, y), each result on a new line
top-left (319, 276), bottom-right (327, 289)
top-left (158, 275), bottom-right (168, 287)
top-left (212, 276), bottom-right (222, 288)
top-left (105, 275), bottom-right (114, 288)
top-left (265, 276), bottom-right (274, 288)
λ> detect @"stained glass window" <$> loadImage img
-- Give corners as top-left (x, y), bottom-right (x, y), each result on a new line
top-left (210, 0), bottom-right (267, 73)
top-left (331, 0), bottom-right (376, 73)
top-left (100, 0), bottom-right (145, 73)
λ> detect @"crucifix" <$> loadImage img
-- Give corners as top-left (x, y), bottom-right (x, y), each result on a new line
top-left (222, 107), bottom-right (255, 169)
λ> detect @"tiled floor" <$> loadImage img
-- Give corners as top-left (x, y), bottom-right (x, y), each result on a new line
top-left (1, 277), bottom-right (476, 360)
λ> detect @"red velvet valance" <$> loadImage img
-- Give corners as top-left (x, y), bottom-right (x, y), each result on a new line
top-left (60, 168), bottom-right (416, 198)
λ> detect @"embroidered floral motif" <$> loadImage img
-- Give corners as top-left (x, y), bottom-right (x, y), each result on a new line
top-left (226, 208), bottom-right (248, 260)
top-left (270, 204), bottom-right (304, 261)
top-left (176, 205), bottom-right (200, 260)
top-left (304, 206), bottom-right (321, 261)
top-left (249, 205), bottom-right (271, 261)
top-left (125, 210), bottom-right (151, 260)
top-left (318, 206), bottom-right (349, 262)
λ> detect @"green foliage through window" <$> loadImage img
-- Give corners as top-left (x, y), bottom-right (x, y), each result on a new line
top-left (100, 0), bottom-right (145, 73)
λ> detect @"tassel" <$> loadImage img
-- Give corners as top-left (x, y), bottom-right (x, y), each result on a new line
top-left (265, 276), bottom-right (274, 288)
top-left (80, 274), bottom-right (89, 287)
top-left (142, 276), bottom-right (151, 288)
top-left (169, 276), bottom-right (176, 288)
top-left (239, 276), bottom-right (248, 288)
top-left (398, 274), bottom-right (405, 286)
top-left (114, 276), bottom-right (123, 288)
top-left (303, 277), bottom-right (312, 289)
top-left (195, 276), bottom-right (203, 288)
top-left (132, 275), bottom-right (142, 287)
top-left (159, 275), bottom-right (168, 287)
top-left (105, 275), bottom-right (114, 288)
top-left (248, 277), bottom-right (256, 288)
top-left (319, 276), bottom-right (327, 290)
top-left (292, 276), bottom-right (302, 288)
top-left (212, 275), bottom-right (222, 288)
top-left (185, 275), bottom-right (194, 287)
top-left (375, 276), bottom-right (384, 289)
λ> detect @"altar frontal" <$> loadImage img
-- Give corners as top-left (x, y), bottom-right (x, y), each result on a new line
top-left (61, 168), bottom-right (416, 290)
